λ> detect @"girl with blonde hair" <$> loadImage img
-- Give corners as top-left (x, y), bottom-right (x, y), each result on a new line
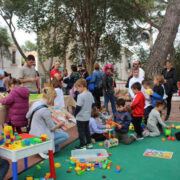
top-left (26, 87), bottom-right (69, 159)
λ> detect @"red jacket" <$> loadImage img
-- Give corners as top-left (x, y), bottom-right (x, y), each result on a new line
top-left (50, 68), bottom-right (61, 79)
top-left (131, 91), bottom-right (145, 117)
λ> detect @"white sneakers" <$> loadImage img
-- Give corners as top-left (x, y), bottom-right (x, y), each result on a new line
top-left (39, 153), bottom-right (49, 159)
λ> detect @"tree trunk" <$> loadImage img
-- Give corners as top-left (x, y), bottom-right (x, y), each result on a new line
top-left (144, 0), bottom-right (180, 80)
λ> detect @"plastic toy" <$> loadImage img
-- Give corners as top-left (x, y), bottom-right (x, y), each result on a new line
top-left (162, 138), bottom-right (166, 142)
top-left (40, 134), bottom-right (48, 141)
top-left (54, 162), bottom-right (61, 168)
top-left (26, 177), bottom-right (33, 180)
top-left (99, 142), bottom-right (103, 146)
top-left (165, 129), bottom-right (171, 137)
top-left (104, 122), bottom-right (119, 148)
top-left (3, 126), bottom-right (14, 147)
top-left (167, 136), bottom-right (171, 140)
top-left (129, 123), bottom-right (134, 131)
top-left (171, 136), bottom-right (175, 141)
top-left (36, 165), bottom-right (42, 170)
top-left (102, 175), bottom-right (106, 178)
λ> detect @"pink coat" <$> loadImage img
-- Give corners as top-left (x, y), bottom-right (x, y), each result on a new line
top-left (0, 87), bottom-right (29, 127)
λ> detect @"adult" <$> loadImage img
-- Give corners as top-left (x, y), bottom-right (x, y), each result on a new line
top-left (102, 64), bottom-right (116, 116)
top-left (90, 63), bottom-right (103, 109)
top-left (26, 87), bottom-right (69, 159)
top-left (162, 60), bottom-right (178, 120)
top-left (50, 61), bottom-right (61, 80)
top-left (3, 71), bottom-right (11, 92)
top-left (78, 64), bottom-right (89, 79)
top-left (126, 60), bottom-right (145, 88)
top-left (32, 61), bottom-right (40, 93)
top-left (19, 55), bottom-right (38, 94)
top-left (0, 68), bottom-right (4, 92)
top-left (133, 60), bottom-right (145, 79)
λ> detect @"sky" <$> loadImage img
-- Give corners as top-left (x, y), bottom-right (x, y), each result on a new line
top-left (0, 16), bottom-right (36, 46)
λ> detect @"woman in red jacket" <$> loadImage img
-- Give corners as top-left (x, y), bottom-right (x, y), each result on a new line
top-left (131, 82), bottom-right (145, 140)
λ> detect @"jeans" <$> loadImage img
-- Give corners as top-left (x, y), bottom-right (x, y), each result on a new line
top-left (0, 158), bottom-right (9, 180)
top-left (104, 92), bottom-right (116, 116)
top-left (77, 120), bottom-right (91, 146)
top-left (54, 131), bottom-right (69, 152)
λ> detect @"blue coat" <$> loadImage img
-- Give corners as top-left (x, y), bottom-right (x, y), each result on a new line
top-left (151, 92), bottom-right (163, 107)
top-left (114, 111), bottom-right (132, 133)
top-left (86, 76), bottom-right (95, 92)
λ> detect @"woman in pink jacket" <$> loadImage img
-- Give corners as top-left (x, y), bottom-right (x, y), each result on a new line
top-left (0, 78), bottom-right (29, 133)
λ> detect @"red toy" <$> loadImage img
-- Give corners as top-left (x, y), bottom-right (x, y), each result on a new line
top-left (171, 136), bottom-right (175, 141)
top-left (167, 136), bottom-right (171, 140)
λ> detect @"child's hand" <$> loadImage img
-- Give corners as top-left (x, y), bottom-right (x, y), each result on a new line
top-left (165, 125), bottom-right (171, 129)
top-left (104, 129), bottom-right (109, 133)
top-left (117, 125), bottom-right (122, 129)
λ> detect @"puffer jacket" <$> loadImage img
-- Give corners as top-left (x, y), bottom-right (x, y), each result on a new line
top-left (0, 87), bottom-right (29, 127)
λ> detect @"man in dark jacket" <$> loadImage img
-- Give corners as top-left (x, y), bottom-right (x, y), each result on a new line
top-left (162, 60), bottom-right (178, 120)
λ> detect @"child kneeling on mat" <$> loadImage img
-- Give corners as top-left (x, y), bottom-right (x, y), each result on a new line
top-left (89, 107), bottom-right (109, 142)
top-left (114, 98), bottom-right (136, 144)
top-left (143, 100), bottom-right (171, 137)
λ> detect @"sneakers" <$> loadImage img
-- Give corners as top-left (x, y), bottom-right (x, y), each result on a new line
top-left (39, 153), bottom-right (49, 159)
top-left (74, 145), bottom-right (86, 150)
top-left (86, 143), bottom-right (93, 149)
top-left (136, 136), bottom-right (144, 140)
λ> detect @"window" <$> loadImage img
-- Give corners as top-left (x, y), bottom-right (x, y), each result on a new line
top-left (12, 51), bottom-right (16, 64)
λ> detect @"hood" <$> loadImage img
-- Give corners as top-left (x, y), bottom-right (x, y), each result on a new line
top-left (104, 64), bottom-right (114, 74)
top-left (26, 99), bottom-right (47, 118)
top-left (12, 87), bottom-right (30, 99)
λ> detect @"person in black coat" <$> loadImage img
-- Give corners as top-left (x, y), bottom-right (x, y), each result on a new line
top-left (162, 60), bottom-right (178, 120)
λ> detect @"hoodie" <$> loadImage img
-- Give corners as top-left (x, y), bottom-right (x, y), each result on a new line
top-left (0, 87), bottom-right (29, 127)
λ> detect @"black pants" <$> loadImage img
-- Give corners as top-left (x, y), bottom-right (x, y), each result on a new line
top-left (166, 93), bottom-right (173, 116)
top-left (0, 158), bottom-right (9, 180)
top-left (91, 133), bottom-right (106, 141)
top-left (93, 87), bottom-right (102, 109)
top-left (144, 106), bottom-right (153, 124)
top-left (132, 117), bottom-right (143, 137)
top-left (77, 120), bottom-right (91, 146)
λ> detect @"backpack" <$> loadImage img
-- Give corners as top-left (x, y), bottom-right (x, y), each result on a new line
top-left (27, 104), bottom-right (48, 133)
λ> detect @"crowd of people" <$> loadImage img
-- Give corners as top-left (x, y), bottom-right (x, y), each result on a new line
top-left (0, 54), bottom-right (178, 179)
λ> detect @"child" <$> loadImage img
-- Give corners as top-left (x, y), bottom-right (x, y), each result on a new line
top-left (102, 64), bottom-right (116, 116)
top-left (99, 105), bottom-right (111, 124)
top-left (142, 80), bottom-right (153, 124)
top-left (51, 78), bottom-right (65, 107)
top-left (0, 78), bottom-right (29, 134)
top-left (89, 107), bottom-right (108, 141)
top-left (131, 82), bottom-right (145, 140)
top-left (151, 75), bottom-right (164, 107)
top-left (129, 67), bottom-right (144, 100)
top-left (74, 79), bottom-right (94, 149)
top-left (114, 98), bottom-right (136, 144)
top-left (143, 100), bottom-right (171, 137)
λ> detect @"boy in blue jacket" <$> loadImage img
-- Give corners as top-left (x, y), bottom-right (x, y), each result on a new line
top-left (114, 98), bottom-right (136, 144)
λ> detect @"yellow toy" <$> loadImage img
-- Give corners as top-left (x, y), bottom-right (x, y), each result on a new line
top-left (98, 142), bottom-right (103, 146)
top-left (129, 124), bottom-right (134, 131)
top-left (145, 89), bottom-right (153, 95)
top-left (3, 126), bottom-right (14, 147)
top-left (54, 162), bottom-right (61, 168)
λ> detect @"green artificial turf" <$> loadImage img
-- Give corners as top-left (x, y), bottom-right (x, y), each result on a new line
top-left (18, 124), bottom-right (180, 180)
